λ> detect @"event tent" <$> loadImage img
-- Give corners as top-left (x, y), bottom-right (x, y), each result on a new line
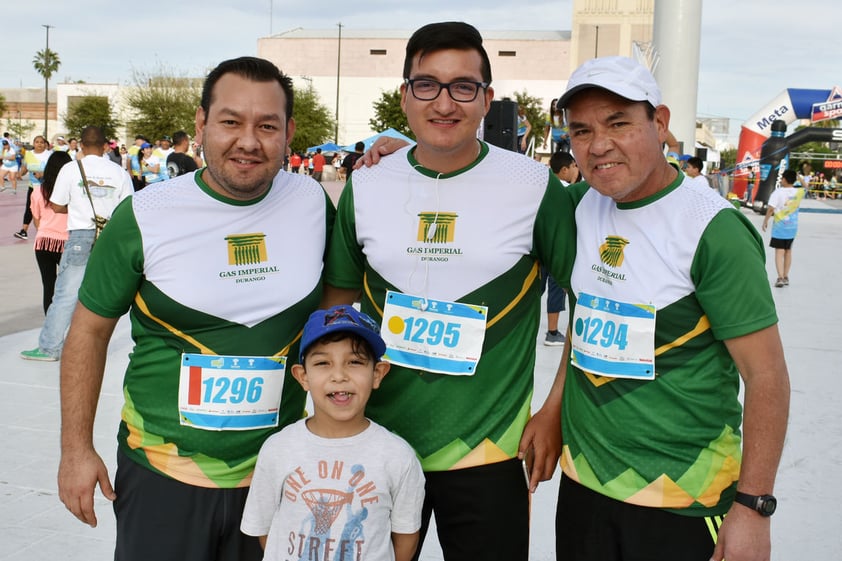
top-left (342, 128), bottom-right (415, 152)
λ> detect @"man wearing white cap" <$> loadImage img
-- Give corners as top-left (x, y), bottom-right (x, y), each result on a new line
top-left (538, 56), bottom-right (790, 561)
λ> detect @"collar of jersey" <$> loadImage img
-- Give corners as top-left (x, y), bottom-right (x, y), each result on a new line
top-left (195, 168), bottom-right (273, 206)
top-left (406, 141), bottom-right (489, 179)
top-left (615, 165), bottom-right (684, 210)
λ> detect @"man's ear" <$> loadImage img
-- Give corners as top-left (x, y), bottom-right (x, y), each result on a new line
top-left (654, 104), bottom-right (671, 144)
top-left (194, 107), bottom-right (206, 146)
top-left (291, 364), bottom-right (309, 392)
top-left (371, 361), bottom-right (391, 390)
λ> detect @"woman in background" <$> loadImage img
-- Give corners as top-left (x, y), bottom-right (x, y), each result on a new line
top-left (0, 139), bottom-right (18, 192)
top-left (30, 150), bottom-right (72, 313)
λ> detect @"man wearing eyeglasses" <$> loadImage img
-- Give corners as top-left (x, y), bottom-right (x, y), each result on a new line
top-left (322, 21), bottom-right (576, 561)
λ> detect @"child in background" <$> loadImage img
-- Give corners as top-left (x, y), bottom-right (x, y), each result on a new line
top-left (241, 305), bottom-right (425, 561)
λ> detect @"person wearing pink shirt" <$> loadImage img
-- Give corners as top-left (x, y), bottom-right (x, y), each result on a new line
top-left (30, 151), bottom-right (72, 313)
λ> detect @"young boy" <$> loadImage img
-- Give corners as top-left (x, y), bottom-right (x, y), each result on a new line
top-left (762, 169), bottom-right (805, 287)
top-left (540, 151), bottom-right (580, 345)
top-left (241, 305), bottom-right (425, 561)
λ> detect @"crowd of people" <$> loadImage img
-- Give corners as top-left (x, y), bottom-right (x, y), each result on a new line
top-left (283, 142), bottom-right (365, 184)
top-left (4, 21), bottom-right (803, 561)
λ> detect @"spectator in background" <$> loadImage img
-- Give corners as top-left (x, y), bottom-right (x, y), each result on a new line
top-left (289, 151), bottom-right (301, 173)
top-left (540, 151), bottom-right (580, 346)
top-left (763, 169), bottom-right (805, 288)
top-left (20, 126), bottom-right (133, 362)
top-left (68, 138), bottom-right (79, 160)
top-left (341, 141), bottom-right (365, 181)
top-left (166, 131), bottom-right (203, 177)
top-left (311, 148), bottom-right (326, 183)
top-left (106, 141), bottom-right (121, 166)
top-left (746, 166), bottom-right (757, 203)
top-left (335, 151), bottom-right (346, 182)
top-left (152, 135), bottom-right (174, 182)
top-left (516, 104), bottom-right (532, 154)
top-left (683, 156), bottom-right (711, 189)
top-left (53, 135), bottom-right (70, 152)
top-left (139, 142), bottom-right (163, 186)
top-left (1, 139), bottom-right (19, 192)
top-left (544, 98), bottom-right (569, 153)
top-left (29, 151), bottom-right (72, 313)
top-left (15, 135), bottom-right (52, 239)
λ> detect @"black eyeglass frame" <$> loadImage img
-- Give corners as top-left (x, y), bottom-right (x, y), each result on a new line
top-left (404, 78), bottom-right (490, 103)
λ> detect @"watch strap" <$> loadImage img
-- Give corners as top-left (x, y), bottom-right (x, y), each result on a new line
top-left (734, 491), bottom-right (776, 516)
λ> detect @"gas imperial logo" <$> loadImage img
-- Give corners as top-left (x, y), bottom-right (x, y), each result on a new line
top-left (599, 235), bottom-right (630, 268)
top-left (416, 212), bottom-right (458, 243)
top-left (406, 212), bottom-right (462, 262)
top-left (225, 233), bottom-right (268, 265)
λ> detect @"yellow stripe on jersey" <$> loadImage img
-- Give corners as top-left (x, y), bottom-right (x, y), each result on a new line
top-left (133, 292), bottom-right (297, 357)
top-left (363, 261), bottom-right (540, 329)
top-left (654, 314), bottom-right (711, 356)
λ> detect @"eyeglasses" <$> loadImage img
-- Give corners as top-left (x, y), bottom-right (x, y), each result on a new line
top-left (404, 78), bottom-right (488, 103)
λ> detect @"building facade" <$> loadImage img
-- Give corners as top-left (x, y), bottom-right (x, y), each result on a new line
top-left (257, 28), bottom-right (572, 147)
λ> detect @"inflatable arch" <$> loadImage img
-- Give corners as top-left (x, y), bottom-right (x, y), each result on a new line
top-left (734, 86), bottom-right (842, 204)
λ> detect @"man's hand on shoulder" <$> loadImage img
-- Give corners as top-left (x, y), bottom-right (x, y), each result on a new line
top-left (356, 137), bottom-right (411, 169)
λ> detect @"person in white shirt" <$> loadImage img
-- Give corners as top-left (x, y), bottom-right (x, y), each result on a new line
top-left (20, 126), bottom-right (133, 361)
top-left (684, 156), bottom-right (711, 189)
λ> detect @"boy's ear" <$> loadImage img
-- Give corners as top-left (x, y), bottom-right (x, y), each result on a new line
top-left (372, 361), bottom-right (390, 389)
top-left (291, 364), bottom-right (309, 392)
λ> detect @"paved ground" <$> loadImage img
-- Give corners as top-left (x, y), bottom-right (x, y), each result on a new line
top-left (1, 178), bottom-right (840, 560)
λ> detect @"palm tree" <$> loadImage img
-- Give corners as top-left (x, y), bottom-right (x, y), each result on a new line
top-left (33, 47), bottom-right (60, 137)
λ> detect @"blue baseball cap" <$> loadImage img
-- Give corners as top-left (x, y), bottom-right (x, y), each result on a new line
top-left (299, 306), bottom-right (386, 362)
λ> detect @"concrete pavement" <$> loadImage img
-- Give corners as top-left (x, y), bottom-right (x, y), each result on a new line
top-left (1, 181), bottom-right (841, 560)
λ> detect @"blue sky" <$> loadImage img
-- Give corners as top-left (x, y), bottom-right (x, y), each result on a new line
top-left (4, 0), bottom-right (839, 143)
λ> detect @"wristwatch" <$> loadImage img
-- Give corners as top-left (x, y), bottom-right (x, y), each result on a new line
top-left (734, 491), bottom-right (777, 516)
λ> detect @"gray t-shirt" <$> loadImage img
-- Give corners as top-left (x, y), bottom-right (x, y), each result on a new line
top-left (241, 418), bottom-right (425, 560)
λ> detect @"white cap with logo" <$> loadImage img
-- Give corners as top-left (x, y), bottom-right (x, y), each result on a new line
top-left (557, 56), bottom-right (662, 110)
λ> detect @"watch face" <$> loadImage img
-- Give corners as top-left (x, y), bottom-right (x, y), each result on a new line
top-left (759, 495), bottom-right (777, 516)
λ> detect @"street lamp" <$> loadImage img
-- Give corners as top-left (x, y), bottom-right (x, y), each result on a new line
top-left (42, 24), bottom-right (53, 139)
top-left (594, 25), bottom-right (599, 58)
top-left (335, 22), bottom-right (342, 144)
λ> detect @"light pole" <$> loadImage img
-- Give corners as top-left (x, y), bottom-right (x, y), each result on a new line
top-left (594, 25), bottom-right (599, 58)
top-left (335, 22), bottom-right (342, 144)
top-left (41, 24), bottom-right (53, 139)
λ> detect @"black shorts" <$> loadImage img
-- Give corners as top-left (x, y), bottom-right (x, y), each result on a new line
top-left (113, 449), bottom-right (262, 561)
top-left (555, 474), bottom-right (721, 561)
top-left (770, 237), bottom-right (794, 249)
top-left (414, 458), bottom-right (529, 561)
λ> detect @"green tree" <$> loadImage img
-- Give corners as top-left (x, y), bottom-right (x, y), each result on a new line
top-left (124, 68), bottom-right (202, 141)
top-left (720, 147), bottom-right (737, 172)
top-left (289, 85), bottom-right (335, 154)
top-left (33, 47), bottom-right (60, 137)
top-left (0, 93), bottom-right (7, 120)
top-left (4, 118), bottom-right (36, 142)
top-left (33, 48), bottom-right (61, 82)
top-left (512, 90), bottom-right (546, 150)
top-left (369, 88), bottom-right (412, 139)
top-left (63, 95), bottom-right (121, 140)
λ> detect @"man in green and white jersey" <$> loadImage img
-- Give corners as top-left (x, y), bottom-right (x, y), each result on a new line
top-left (57, 57), bottom-right (334, 561)
top-left (323, 21), bottom-right (576, 561)
top-left (541, 56), bottom-right (790, 561)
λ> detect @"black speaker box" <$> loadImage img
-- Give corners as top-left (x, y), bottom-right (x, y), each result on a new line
top-left (484, 100), bottom-right (518, 152)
